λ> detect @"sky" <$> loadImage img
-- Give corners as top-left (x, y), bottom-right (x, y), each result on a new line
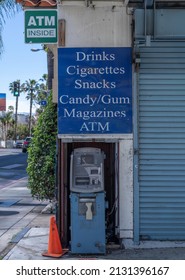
top-left (0, 9), bottom-right (47, 114)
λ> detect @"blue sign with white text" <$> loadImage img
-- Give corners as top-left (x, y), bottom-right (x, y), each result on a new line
top-left (58, 47), bottom-right (132, 135)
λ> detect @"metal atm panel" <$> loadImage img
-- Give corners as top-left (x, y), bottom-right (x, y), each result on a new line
top-left (70, 147), bottom-right (106, 254)
top-left (70, 193), bottom-right (106, 254)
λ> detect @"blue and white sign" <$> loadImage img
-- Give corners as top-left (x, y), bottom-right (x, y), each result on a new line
top-left (40, 100), bottom-right (47, 106)
top-left (58, 47), bottom-right (132, 135)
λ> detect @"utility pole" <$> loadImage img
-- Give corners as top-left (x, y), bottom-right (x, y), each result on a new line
top-left (14, 95), bottom-right (18, 141)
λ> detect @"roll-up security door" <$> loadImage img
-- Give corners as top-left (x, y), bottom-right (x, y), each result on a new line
top-left (138, 42), bottom-right (185, 240)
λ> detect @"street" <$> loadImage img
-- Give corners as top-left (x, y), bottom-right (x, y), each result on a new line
top-left (0, 148), bottom-right (28, 189)
top-left (0, 149), bottom-right (50, 258)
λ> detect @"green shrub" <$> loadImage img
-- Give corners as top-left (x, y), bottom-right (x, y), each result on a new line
top-left (27, 93), bottom-right (57, 200)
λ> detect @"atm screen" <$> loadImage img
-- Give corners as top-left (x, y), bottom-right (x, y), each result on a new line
top-left (81, 154), bottom-right (94, 165)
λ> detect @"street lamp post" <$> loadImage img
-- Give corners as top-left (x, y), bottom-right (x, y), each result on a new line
top-left (13, 81), bottom-right (20, 141)
top-left (14, 95), bottom-right (18, 141)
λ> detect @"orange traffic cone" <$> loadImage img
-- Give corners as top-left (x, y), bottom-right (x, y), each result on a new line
top-left (42, 216), bottom-right (68, 258)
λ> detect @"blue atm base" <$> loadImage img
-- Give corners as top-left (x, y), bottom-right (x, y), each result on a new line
top-left (70, 192), bottom-right (106, 254)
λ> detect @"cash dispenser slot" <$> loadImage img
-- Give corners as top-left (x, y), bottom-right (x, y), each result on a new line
top-left (75, 177), bottom-right (90, 185)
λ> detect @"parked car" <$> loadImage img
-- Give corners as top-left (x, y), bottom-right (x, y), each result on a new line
top-left (13, 140), bottom-right (23, 149)
top-left (22, 137), bottom-right (32, 153)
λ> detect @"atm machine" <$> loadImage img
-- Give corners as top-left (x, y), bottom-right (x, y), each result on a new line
top-left (70, 147), bottom-right (106, 254)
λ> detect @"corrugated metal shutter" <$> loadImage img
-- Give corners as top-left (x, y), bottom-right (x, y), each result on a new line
top-left (138, 42), bottom-right (185, 240)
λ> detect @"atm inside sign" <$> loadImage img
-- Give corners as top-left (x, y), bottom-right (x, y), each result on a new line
top-left (25, 10), bottom-right (57, 43)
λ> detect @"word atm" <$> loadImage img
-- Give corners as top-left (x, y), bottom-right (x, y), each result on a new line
top-left (70, 147), bottom-right (106, 254)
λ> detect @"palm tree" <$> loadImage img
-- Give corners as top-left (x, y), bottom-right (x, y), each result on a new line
top-left (0, 108), bottom-right (14, 146)
top-left (32, 45), bottom-right (53, 90)
top-left (0, 0), bottom-right (20, 56)
top-left (38, 74), bottom-right (48, 97)
top-left (46, 48), bottom-right (54, 90)
top-left (22, 79), bottom-right (40, 136)
top-left (37, 74), bottom-right (48, 104)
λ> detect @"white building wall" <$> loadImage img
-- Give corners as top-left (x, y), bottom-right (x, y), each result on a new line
top-left (55, 1), bottom-right (133, 240)
top-left (58, 2), bottom-right (131, 47)
top-left (119, 139), bottom-right (133, 238)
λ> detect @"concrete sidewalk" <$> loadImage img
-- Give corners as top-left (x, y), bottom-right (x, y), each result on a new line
top-left (3, 224), bottom-right (185, 260)
top-left (1, 177), bottom-right (185, 260)
top-left (0, 176), bottom-right (52, 259)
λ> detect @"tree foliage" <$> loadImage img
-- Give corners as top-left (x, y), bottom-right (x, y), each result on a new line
top-left (7, 123), bottom-right (29, 139)
top-left (27, 93), bottom-right (57, 200)
top-left (0, 0), bottom-right (21, 56)
top-left (0, 106), bottom-right (14, 142)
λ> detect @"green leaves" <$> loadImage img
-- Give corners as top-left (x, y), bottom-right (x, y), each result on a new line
top-left (27, 93), bottom-right (57, 200)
